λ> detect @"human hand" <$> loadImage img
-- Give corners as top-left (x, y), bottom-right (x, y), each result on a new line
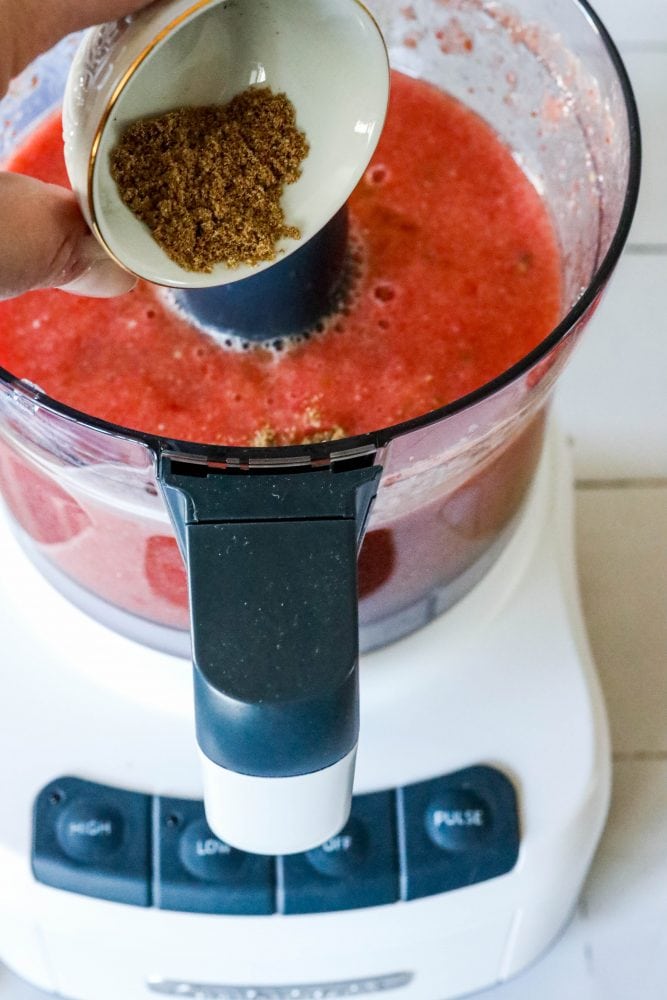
top-left (0, 0), bottom-right (154, 299)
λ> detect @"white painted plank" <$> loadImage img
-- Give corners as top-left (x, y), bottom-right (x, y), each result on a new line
top-left (554, 253), bottom-right (667, 479)
top-left (588, 0), bottom-right (667, 47)
top-left (582, 760), bottom-right (667, 1000)
top-left (624, 51), bottom-right (667, 247)
top-left (576, 486), bottom-right (667, 756)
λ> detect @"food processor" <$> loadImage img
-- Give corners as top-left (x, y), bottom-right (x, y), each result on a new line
top-left (0, 0), bottom-right (640, 998)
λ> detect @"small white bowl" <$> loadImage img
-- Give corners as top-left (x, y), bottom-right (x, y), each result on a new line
top-left (63, 0), bottom-right (389, 289)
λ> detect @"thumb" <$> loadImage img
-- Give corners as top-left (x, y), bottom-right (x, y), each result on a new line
top-left (0, 172), bottom-right (136, 299)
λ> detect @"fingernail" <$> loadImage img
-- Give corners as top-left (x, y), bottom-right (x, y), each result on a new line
top-left (59, 240), bottom-right (137, 298)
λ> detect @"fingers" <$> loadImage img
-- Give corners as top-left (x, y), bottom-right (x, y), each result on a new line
top-left (38, 1), bottom-right (159, 40)
top-left (2, 0), bottom-right (155, 88)
top-left (0, 173), bottom-right (136, 299)
top-left (0, 0), bottom-right (153, 299)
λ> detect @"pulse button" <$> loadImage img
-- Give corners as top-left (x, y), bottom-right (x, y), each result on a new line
top-left (425, 789), bottom-right (492, 850)
top-left (401, 766), bottom-right (520, 901)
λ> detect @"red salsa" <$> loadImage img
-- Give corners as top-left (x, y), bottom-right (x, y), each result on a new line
top-left (0, 72), bottom-right (561, 445)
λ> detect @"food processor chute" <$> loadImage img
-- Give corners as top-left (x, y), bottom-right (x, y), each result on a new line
top-left (0, 0), bottom-right (640, 857)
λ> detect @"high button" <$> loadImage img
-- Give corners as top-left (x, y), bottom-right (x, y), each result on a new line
top-left (32, 777), bottom-right (151, 906)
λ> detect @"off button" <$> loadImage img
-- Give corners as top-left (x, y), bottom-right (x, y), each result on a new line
top-left (306, 818), bottom-right (368, 878)
top-left (425, 789), bottom-right (493, 850)
top-left (282, 790), bottom-right (399, 914)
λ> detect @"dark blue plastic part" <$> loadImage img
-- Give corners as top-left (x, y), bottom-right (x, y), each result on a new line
top-left (32, 777), bottom-right (151, 907)
top-left (400, 765), bottom-right (520, 901)
top-left (280, 790), bottom-right (399, 914)
top-left (153, 797), bottom-right (274, 915)
top-left (31, 767), bottom-right (520, 912)
top-left (174, 208), bottom-right (349, 342)
top-left (189, 518), bottom-right (359, 776)
top-left (159, 461), bottom-right (382, 779)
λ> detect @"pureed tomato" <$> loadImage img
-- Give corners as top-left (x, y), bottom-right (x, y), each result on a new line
top-left (0, 72), bottom-right (560, 445)
top-left (0, 72), bottom-right (561, 630)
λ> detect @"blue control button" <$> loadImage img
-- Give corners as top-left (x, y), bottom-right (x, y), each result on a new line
top-left (178, 817), bottom-right (245, 881)
top-left (56, 801), bottom-right (125, 863)
top-left (155, 797), bottom-right (274, 915)
top-left (282, 790), bottom-right (398, 914)
top-left (306, 818), bottom-right (368, 878)
top-left (32, 777), bottom-right (151, 907)
top-left (424, 789), bottom-right (492, 850)
top-left (401, 766), bottom-right (520, 901)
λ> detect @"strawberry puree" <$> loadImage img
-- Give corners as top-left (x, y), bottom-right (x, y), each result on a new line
top-left (0, 72), bottom-right (561, 445)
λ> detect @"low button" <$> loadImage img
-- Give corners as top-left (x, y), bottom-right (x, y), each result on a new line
top-left (425, 789), bottom-right (492, 850)
top-left (56, 801), bottom-right (124, 863)
top-left (178, 819), bottom-right (244, 882)
top-left (306, 818), bottom-right (368, 878)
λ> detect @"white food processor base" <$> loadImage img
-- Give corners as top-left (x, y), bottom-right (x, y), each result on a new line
top-left (0, 425), bottom-right (610, 1000)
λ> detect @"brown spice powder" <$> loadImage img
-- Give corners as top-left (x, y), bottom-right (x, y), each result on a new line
top-left (250, 424), bottom-right (347, 448)
top-left (110, 87), bottom-right (310, 273)
top-left (249, 401), bottom-right (347, 447)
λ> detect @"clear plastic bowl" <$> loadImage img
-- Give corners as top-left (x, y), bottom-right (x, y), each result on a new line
top-left (0, 0), bottom-right (640, 656)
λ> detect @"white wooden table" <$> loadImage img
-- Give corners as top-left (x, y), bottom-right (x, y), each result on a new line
top-left (2, 0), bottom-right (666, 995)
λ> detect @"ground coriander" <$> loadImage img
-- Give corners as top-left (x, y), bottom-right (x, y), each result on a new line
top-left (250, 424), bottom-right (347, 448)
top-left (110, 87), bottom-right (310, 273)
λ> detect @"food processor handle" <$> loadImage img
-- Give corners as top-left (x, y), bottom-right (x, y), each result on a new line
top-left (159, 457), bottom-right (382, 856)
